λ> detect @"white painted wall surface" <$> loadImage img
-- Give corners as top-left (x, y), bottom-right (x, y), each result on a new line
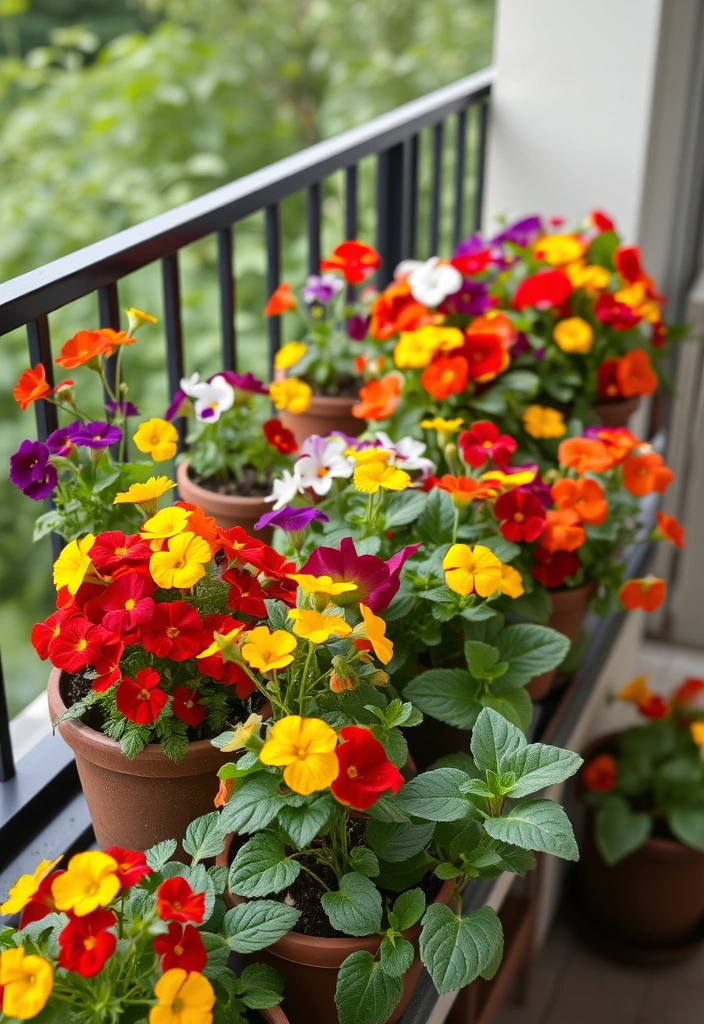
top-left (485, 0), bottom-right (663, 243)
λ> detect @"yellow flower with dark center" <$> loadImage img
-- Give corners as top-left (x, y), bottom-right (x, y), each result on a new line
top-left (113, 476), bottom-right (177, 517)
top-left (553, 317), bottom-right (593, 355)
top-left (241, 626), bottom-right (297, 672)
top-left (53, 535), bottom-right (95, 595)
top-left (274, 341), bottom-right (308, 370)
top-left (51, 851), bottom-right (120, 917)
top-left (149, 968), bottom-right (215, 1024)
top-left (288, 608), bottom-right (352, 644)
top-left (0, 947), bottom-right (53, 1020)
top-left (133, 418), bottom-right (179, 462)
top-left (1, 857), bottom-right (62, 916)
top-left (521, 406), bottom-right (567, 440)
top-left (533, 234), bottom-right (585, 266)
top-left (499, 563), bottom-right (525, 599)
top-left (269, 377), bottom-right (312, 414)
top-left (142, 506), bottom-right (192, 550)
top-left (443, 544), bottom-right (504, 598)
top-left (259, 715), bottom-right (339, 795)
top-left (353, 461), bottom-right (411, 494)
top-left (150, 531), bottom-right (212, 589)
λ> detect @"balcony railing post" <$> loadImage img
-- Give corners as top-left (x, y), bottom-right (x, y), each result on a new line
top-left (376, 142), bottom-right (405, 288)
top-left (0, 653), bottom-right (15, 783)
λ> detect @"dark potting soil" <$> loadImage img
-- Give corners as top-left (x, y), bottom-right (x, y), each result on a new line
top-left (195, 465), bottom-right (270, 498)
top-left (306, 373), bottom-right (360, 400)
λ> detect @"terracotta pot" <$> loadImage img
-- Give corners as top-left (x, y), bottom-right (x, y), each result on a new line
top-left (259, 1008), bottom-right (290, 1024)
top-left (48, 668), bottom-right (249, 855)
top-left (281, 394), bottom-right (364, 449)
top-left (527, 582), bottom-right (597, 700)
top-left (576, 733), bottom-right (704, 952)
top-left (590, 395), bottom-right (641, 428)
top-left (217, 835), bottom-right (455, 1024)
top-left (176, 459), bottom-right (272, 541)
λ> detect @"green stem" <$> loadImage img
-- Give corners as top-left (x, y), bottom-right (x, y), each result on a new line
top-left (298, 641), bottom-right (315, 714)
top-left (296, 861), bottom-right (332, 892)
top-left (452, 506), bottom-right (460, 545)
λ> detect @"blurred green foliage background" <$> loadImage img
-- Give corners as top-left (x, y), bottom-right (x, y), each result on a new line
top-left (0, 0), bottom-right (494, 717)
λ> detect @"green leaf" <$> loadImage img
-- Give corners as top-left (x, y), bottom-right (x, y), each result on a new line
top-left (222, 901), bottom-right (300, 954)
top-left (145, 839), bottom-right (177, 873)
top-left (404, 669), bottom-right (479, 729)
top-left (335, 950), bottom-right (404, 1024)
top-left (277, 794), bottom-right (336, 850)
top-left (483, 799), bottom-right (579, 861)
top-left (416, 488), bottom-right (455, 546)
top-left (365, 821), bottom-right (435, 863)
top-left (374, 852), bottom-right (437, 892)
top-left (392, 887), bottom-right (426, 930)
top-left (228, 833), bottom-right (301, 897)
top-left (464, 641), bottom-right (500, 679)
top-left (419, 904), bottom-right (503, 994)
top-left (496, 624), bottom-right (571, 689)
top-left (587, 229), bottom-right (619, 268)
top-left (502, 744), bottom-right (583, 798)
top-left (183, 812), bottom-right (226, 862)
top-left (220, 771), bottom-right (283, 834)
top-left (239, 962), bottom-right (285, 1009)
top-left (471, 708), bottom-right (527, 775)
top-left (393, 769), bottom-right (473, 822)
top-left (349, 846), bottom-right (380, 878)
top-left (506, 587), bottom-right (551, 625)
top-left (595, 796), bottom-right (652, 865)
top-left (435, 862), bottom-right (462, 880)
top-left (667, 807), bottom-right (704, 853)
top-left (321, 872), bottom-right (383, 937)
top-left (385, 490), bottom-right (427, 529)
top-left (379, 935), bottom-right (415, 977)
top-left (477, 535), bottom-right (521, 564)
top-left (480, 689), bottom-right (533, 733)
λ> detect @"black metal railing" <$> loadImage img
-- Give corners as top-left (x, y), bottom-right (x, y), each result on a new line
top-left (0, 67), bottom-right (493, 847)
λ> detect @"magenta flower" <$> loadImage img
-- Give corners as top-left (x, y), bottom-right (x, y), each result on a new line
top-left (302, 274), bottom-right (343, 304)
top-left (254, 506), bottom-right (329, 533)
top-left (164, 390), bottom-right (191, 421)
top-left (105, 399), bottom-right (140, 418)
top-left (491, 215), bottom-right (543, 250)
top-left (439, 280), bottom-right (492, 318)
top-left (74, 422), bottom-right (122, 450)
top-left (46, 423), bottom-right (82, 457)
top-left (300, 537), bottom-right (421, 612)
top-left (346, 314), bottom-right (370, 341)
top-left (10, 440), bottom-right (58, 500)
top-left (217, 371), bottom-right (269, 396)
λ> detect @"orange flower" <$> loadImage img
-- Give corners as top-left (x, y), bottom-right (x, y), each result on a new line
top-left (654, 510), bottom-right (685, 548)
top-left (175, 502), bottom-right (220, 555)
top-left (465, 312), bottom-right (516, 350)
top-left (622, 451), bottom-right (673, 497)
top-left (620, 576), bottom-right (666, 612)
top-left (370, 282), bottom-right (432, 340)
top-left (433, 475), bottom-right (491, 508)
top-left (551, 478), bottom-right (608, 526)
top-left (461, 333), bottom-right (508, 382)
top-left (539, 509), bottom-right (586, 553)
top-left (583, 754), bottom-right (618, 792)
top-left (420, 355), bottom-right (469, 400)
top-left (55, 331), bottom-right (113, 369)
top-left (352, 374), bottom-right (401, 421)
top-left (588, 427), bottom-right (640, 465)
top-left (94, 328), bottom-right (135, 348)
top-left (264, 283), bottom-right (297, 317)
top-left (558, 437), bottom-right (614, 475)
top-left (320, 241), bottom-right (381, 284)
top-left (14, 365), bottom-right (50, 410)
top-left (615, 349), bottom-right (657, 397)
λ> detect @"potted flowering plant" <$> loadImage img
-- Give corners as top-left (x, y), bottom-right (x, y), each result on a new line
top-left (578, 675), bottom-right (704, 958)
top-left (264, 240), bottom-right (381, 446)
top-left (166, 369), bottom-right (299, 535)
top-left (0, 815), bottom-right (287, 1023)
top-left (10, 310), bottom-right (169, 541)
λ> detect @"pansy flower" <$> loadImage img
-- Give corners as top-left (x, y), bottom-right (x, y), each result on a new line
top-left (116, 667), bottom-right (168, 725)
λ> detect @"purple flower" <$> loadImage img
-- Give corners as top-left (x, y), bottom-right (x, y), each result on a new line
top-left (302, 274), bottom-right (343, 304)
top-left (490, 215), bottom-right (543, 250)
top-left (254, 506), bottom-right (329, 533)
top-left (217, 371), bottom-right (269, 396)
top-left (440, 280), bottom-right (492, 318)
top-left (453, 233), bottom-right (487, 259)
top-left (105, 399), bottom-right (140, 418)
top-left (346, 314), bottom-right (370, 341)
top-left (9, 440), bottom-right (58, 500)
top-left (165, 390), bottom-right (191, 421)
top-left (46, 423), bottom-right (82, 457)
top-left (74, 422), bottom-right (122, 450)
top-left (300, 537), bottom-right (422, 612)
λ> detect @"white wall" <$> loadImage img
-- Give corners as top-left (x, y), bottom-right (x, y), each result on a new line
top-left (485, 0), bottom-right (663, 243)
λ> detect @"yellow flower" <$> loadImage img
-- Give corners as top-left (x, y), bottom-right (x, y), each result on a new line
top-left (241, 626), bottom-right (297, 672)
top-left (356, 604), bottom-right (393, 665)
top-left (259, 715), bottom-right (339, 795)
top-left (220, 713), bottom-right (263, 752)
top-left (113, 476), bottom-right (177, 517)
top-left (0, 947), bottom-right (53, 1021)
top-left (346, 448), bottom-right (393, 465)
top-left (553, 317), bottom-right (593, 354)
top-left (617, 675), bottom-right (652, 705)
top-left (289, 574), bottom-right (357, 597)
top-left (522, 406), bottom-right (567, 440)
top-left (150, 969), bottom-right (215, 1024)
top-left (499, 564), bottom-right (525, 599)
top-left (420, 417), bottom-right (464, 435)
top-left (142, 506), bottom-right (192, 550)
top-left (269, 377), bottom-right (312, 414)
top-left (690, 722), bottom-right (704, 748)
top-left (481, 467), bottom-right (537, 494)
top-left (614, 283), bottom-right (661, 323)
top-left (393, 326), bottom-right (463, 369)
top-left (150, 531), bottom-right (212, 589)
top-left (274, 341), bottom-right (308, 370)
top-left (288, 608), bottom-right (352, 644)
top-left (126, 307), bottom-right (158, 333)
top-left (53, 535), bottom-right (95, 595)
top-left (133, 418), bottom-right (179, 462)
top-left (443, 544), bottom-right (503, 598)
top-left (1, 857), bottom-right (62, 916)
top-left (197, 625), bottom-right (243, 662)
top-left (353, 462), bottom-right (411, 494)
top-left (51, 851), bottom-right (120, 917)
top-left (566, 262), bottom-right (610, 292)
top-left (533, 234), bottom-right (585, 266)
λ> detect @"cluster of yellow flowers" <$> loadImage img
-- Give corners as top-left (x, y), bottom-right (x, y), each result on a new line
top-left (443, 543), bottom-right (524, 599)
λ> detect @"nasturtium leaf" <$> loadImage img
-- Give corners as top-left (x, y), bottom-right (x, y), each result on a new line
top-left (419, 904), bottom-right (503, 994)
top-left (483, 799), bottom-right (579, 861)
top-left (321, 873), bottom-right (383, 936)
top-left (335, 950), bottom-right (404, 1024)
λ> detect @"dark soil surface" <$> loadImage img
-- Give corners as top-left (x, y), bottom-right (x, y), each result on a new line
top-left (305, 373), bottom-right (360, 400)
top-left (195, 465), bottom-right (270, 498)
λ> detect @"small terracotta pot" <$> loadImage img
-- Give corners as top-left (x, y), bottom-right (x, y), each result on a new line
top-left (217, 835), bottom-right (455, 1024)
top-left (577, 733), bottom-right (704, 952)
top-left (259, 1008), bottom-right (290, 1024)
top-left (176, 459), bottom-right (272, 541)
top-left (590, 395), bottom-right (641, 428)
top-left (527, 582), bottom-right (597, 700)
top-left (281, 394), bottom-right (364, 449)
top-left (48, 668), bottom-right (248, 855)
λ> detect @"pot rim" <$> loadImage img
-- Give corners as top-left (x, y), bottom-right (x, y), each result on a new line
top-left (176, 459), bottom-right (271, 508)
top-left (287, 392), bottom-right (359, 416)
top-left (590, 395), bottom-right (642, 412)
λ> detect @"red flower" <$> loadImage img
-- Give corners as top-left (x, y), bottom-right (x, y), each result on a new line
top-left (141, 602), bottom-right (205, 660)
top-left (461, 332), bottom-right (506, 381)
top-left (116, 667), bottom-right (168, 725)
top-left (370, 282), bottom-right (432, 340)
top-left (459, 421), bottom-right (517, 469)
top-left (421, 355), bottom-right (469, 400)
top-left (264, 282), bottom-right (297, 316)
top-left (103, 847), bottom-right (151, 888)
top-left (594, 293), bottom-right (641, 330)
top-left (672, 678), bottom-right (704, 706)
top-left (217, 526), bottom-right (269, 567)
top-left (31, 610), bottom-right (75, 660)
top-left (156, 877), bottom-right (205, 924)
top-left (494, 490), bottom-right (546, 542)
top-left (449, 248), bottom-right (493, 276)
top-left (590, 210), bottom-right (615, 233)
top-left (91, 633), bottom-right (125, 693)
top-left (14, 364), bottom-right (50, 411)
top-left (615, 244), bottom-right (660, 299)
top-left (330, 726), bottom-right (404, 811)
top-left (89, 531), bottom-right (152, 573)
top-left (153, 922), bottom-right (207, 973)
top-left (198, 614), bottom-right (255, 697)
top-left (223, 567), bottom-right (268, 619)
top-left (263, 418), bottom-right (298, 455)
top-left (48, 617), bottom-right (105, 673)
top-left (94, 574), bottom-right (155, 634)
top-left (320, 241), bottom-right (381, 284)
top-left (653, 321), bottom-right (667, 349)
top-left (513, 269), bottom-right (573, 310)
top-left (620, 576), bottom-right (666, 612)
top-left (532, 548), bottom-right (580, 588)
top-left (597, 359), bottom-right (622, 400)
top-left (58, 909), bottom-right (117, 978)
top-left (172, 687), bottom-right (207, 728)
top-left (19, 871), bottom-right (64, 927)
top-left (583, 754), bottom-right (617, 792)
top-left (639, 694), bottom-right (669, 719)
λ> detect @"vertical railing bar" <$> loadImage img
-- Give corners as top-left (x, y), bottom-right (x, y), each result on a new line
top-left (473, 99), bottom-right (489, 233)
top-left (265, 204), bottom-right (281, 379)
top-left (0, 653), bottom-right (15, 783)
top-left (307, 183), bottom-right (322, 277)
top-left (26, 317), bottom-right (58, 442)
top-left (429, 121), bottom-right (444, 255)
top-left (408, 134), bottom-right (420, 260)
top-left (345, 165), bottom-right (358, 238)
top-left (217, 227), bottom-right (237, 372)
top-left (161, 253), bottom-right (186, 449)
top-left (98, 282), bottom-right (120, 398)
top-left (376, 145), bottom-right (404, 288)
top-left (453, 108), bottom-right (468, 248)
top-left (399, 139), bottom-right (414, 261)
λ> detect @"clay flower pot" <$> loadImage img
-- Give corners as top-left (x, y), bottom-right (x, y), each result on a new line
top-left (259, 1009), bottom-right (290, 1024)
top-left (177, 459), bottom-right (272, 541)
top-left (281, 395), bottom-right (365, 449)
top-left (217, 834), bottom-right (456, 1024)
top-left (527, 582), bottom-right (597, 700)
top-left (590, 395), bottom-right (641, 428)
top-left (48, 668), bottom-right (240, 854)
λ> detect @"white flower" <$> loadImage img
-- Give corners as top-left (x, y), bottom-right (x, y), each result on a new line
top-left (375, 431), bottom-right (435, 478)
top-left (265, 469), bottom-right (303, 510)
top-left (396, 257), bottom-right (463, 308)
top-left (180, 372), bottom-right (203, 397)
top-left (296, 435), bottom-right (353, 496)
top-left (186, 375), bottom-right (236, 423)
